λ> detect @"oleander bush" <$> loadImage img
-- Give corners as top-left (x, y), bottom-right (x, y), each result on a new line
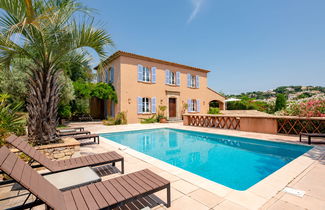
top-left (276, 99), bottom-right (325, 117)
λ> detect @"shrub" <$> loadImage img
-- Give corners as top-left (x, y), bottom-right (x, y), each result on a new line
top-left (277, 99), bottom-right (325, 117)
top-left (114, 112), bottom-right (127, 125)
top-left (141, 115), bottom-right (157, 124)
top-left (208, 107), bottom-right (220, 114)
top-left (103, 112), bottom-right (127, 126)
top-left (0, 94), bottom-right (26, 146)
top-left (58, 104), bottom-right (72, 119)
top-left (103, 117), bottom-right (115, 126)
top-left (275, 94), bottom-right (286, 111)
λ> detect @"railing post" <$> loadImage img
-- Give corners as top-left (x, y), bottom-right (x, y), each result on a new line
top-left (183, 115), bottom-right (189, 126)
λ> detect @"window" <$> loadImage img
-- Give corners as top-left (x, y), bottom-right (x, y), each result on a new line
top-left (190, 75), bottom-right (196, 88)
top-left (138, 65), bottom-right (156, 83)
top-left (190, 99), bottom-right (197, 112)
top-left (170, 72), bottom-right (176, 85)
top-left (142, 97), bottom-right (151, 113)
top-left (138, 97), bottom-right (156, 114)
top-left (188, 99), bottom-right (200, 112)
top-left (143, 67), bottom-right (150, 82)
top-left (187, 74), bottom-right (199, 88)
top-left (166, 70), bottom-right (180, 86)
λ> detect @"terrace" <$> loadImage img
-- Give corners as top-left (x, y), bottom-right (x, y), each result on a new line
top-left (1, 122), bottom-right (324, 210)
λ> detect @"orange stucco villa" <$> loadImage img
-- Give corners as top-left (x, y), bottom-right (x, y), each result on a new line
top-left (91, 51), bottom-right (225, 123)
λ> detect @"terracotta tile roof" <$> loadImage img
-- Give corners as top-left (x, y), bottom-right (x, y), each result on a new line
top-left (95, 51), bottom-right (211, 73)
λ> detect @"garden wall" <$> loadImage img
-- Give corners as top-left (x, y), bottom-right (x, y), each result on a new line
top-left (183, 114), bottom-right (325, 135)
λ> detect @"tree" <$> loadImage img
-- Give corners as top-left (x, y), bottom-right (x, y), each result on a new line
top-left (0, 0), bottom-right (113, 145)
top-left (275, 94), bottom-right (286, 112)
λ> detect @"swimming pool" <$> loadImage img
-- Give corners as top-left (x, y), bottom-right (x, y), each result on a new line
top-left (100, 128), bottom-right (312, 190)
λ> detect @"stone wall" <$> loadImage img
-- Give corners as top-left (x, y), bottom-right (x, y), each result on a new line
top-left (35, 137), bottom-right (80, 160)
top-left (10, 137), bottom-right (81, 161)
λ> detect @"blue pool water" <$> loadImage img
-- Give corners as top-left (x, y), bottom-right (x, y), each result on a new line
top-left (100, 128), bottom-right (312, 190)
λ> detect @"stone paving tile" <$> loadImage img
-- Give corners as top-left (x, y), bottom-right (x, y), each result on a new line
top-left (188, 188), bottom-right (224, 208)
top-left (154, 187), bottom-right (184, 202)
top-left (226, 191), bottom-right (267, 210)
top-left (280, 194), bottom-right (325, 210)
top-left (266, 200), bottom-right (306, 210)
top-left (156, 171), bottom-right (181, 183)
top-left (213, 200), bottom-right (249, 210)
top-left (290, 164), bottom-right (325, 200)
top-left (166, 196), bottom-right (209, 210)
top-left (171, 180), bottom-right (199, 195)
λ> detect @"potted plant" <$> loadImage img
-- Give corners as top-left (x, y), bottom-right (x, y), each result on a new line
top-left (158, 105), bottom-right (167, 123)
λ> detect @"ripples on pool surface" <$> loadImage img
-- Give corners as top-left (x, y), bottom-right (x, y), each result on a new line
top-left (100, 128), bottom-right (312, 190)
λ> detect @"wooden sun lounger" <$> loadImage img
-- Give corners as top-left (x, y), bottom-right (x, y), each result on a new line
top-left (5, 135), bottom-right (124, 173)
top-left (59, 130), bottom-right (91, 137)
top-left (0, 146), bottom-right (171, 209)
top-left (58, 127), bottom-right (85, 132)
top-left (299, 133), bottom-right (325, 145)
top-left (73, 134), bottom-right (100, 144)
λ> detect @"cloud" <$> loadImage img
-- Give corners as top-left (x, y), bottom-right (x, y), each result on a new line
top-left (187, 0), bottom-right (205, 23)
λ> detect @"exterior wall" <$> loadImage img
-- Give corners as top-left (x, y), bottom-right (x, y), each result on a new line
top-left (240, 117), bottom-right (278, 134)
top-left (116, 56), bottom-right (225, 123)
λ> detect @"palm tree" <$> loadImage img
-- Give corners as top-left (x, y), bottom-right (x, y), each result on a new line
top-left (0, 0), bottom-right (113, 145)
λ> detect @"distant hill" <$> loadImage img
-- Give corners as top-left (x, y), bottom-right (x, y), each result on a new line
top-left (227, 86), bottom-right (325, 102)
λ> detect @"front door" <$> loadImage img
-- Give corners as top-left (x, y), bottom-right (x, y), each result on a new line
top-left (169, 98), bottom-right (176, 118)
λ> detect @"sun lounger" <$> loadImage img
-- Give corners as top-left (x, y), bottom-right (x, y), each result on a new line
top-left (299, 133), bottom-right (325, 145)
top-left (72, 134), bottom-right (100, 144)
top-left (58, 130), bottom-right (91, 137)
top-left (58, 127), bottom-right (85, 132)
top-left (5, 135), bottom-right (124, 173)
top-left (0, 146), bottom-right (171, 209)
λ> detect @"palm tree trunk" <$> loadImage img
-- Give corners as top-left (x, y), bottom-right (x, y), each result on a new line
top-left (27, 67), bottom-right (61, 145)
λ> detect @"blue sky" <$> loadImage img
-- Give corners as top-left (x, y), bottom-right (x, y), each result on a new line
top-left (79, 0), bottom-right (325, 94)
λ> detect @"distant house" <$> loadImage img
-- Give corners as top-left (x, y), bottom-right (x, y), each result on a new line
top-left (92, 51), bottom-right (225, 123)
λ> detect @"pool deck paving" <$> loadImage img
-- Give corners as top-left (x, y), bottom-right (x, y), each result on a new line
top-left (1, 122), bottom-right (324, 210)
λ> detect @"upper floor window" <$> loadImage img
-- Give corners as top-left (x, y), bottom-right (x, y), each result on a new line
top-left (143, 67), bottom-right (150, 82)
top-left (170, 72), bottom-right (176, 85)
top-left (190, 75), bottom-right (196, 88)
top-left (165, 70), bottom-right (180, 86)
top-left (138, 64), bottom-right (156, 83)
top-left (187, 74), bottom-right (200, 88)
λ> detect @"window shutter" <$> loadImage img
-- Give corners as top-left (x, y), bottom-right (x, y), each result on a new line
top-left (151, 97), bottom-right (156, 113)
top-left (137, 97), bottom-right (143, 114)
top-left (138, 65), bottom-right (143, 81)
top-left (110, 67), bottom-right (114, 83)
top-left (151, 67), bottom-right (156, 83)
top-left (187, 99), bottom-right (192, 112)
top-left (111, 101), bottom-right (115, 117)
top-left (176, 72), bottom-right (180, 86)
top-left (165, 70), bottom-right (170, 84)
top-left (105, 68), bottom-right (109, 83)
top-left (197, 100), bottom-right (200, 112)
top-left (196, 75), bottom-right (200, 88)
top-left (187, 74), bottom-right (191, 87)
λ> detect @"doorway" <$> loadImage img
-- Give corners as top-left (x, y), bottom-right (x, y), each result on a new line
top-left (169, 98), bottom-right (176, 118)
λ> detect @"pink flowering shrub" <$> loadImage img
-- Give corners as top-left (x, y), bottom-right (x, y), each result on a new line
top-left (280, 99), bottom-right (325, 117)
